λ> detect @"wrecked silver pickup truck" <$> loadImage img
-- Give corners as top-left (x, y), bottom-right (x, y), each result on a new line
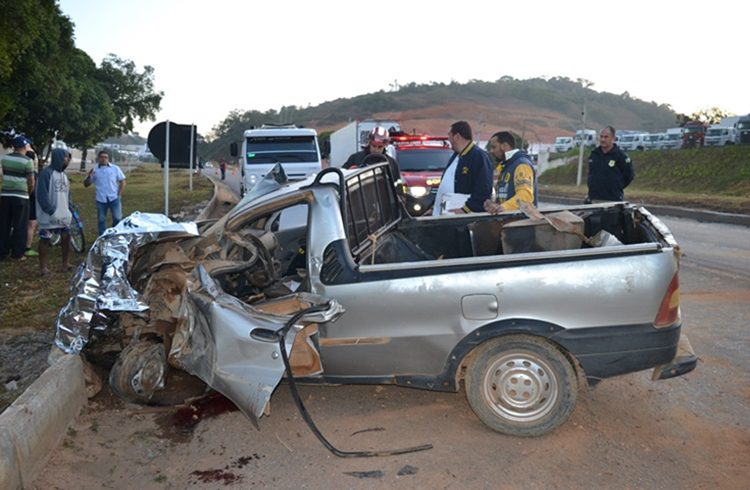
top-left (56, 163), bottom-right (696, 437)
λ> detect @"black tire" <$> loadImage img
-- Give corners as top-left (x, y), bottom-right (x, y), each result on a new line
top-left (109, 340), bottom-right (168, 403)
top-left (465, 335), bottom-right (577, 437)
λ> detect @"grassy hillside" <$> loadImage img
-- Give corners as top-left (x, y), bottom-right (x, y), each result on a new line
top-left (203, 77), bottom-right (677, 160)
top-left (539, 145), bottom-right (750, 213)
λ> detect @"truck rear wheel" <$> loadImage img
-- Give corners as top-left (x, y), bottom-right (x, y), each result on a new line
top-left (465, 335), bottom-right (577, 437)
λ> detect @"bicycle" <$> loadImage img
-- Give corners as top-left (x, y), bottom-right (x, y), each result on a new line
top-left (49, 201), bottom-right (86, 253)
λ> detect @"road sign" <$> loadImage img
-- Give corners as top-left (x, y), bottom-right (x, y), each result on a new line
top-left (147, 121), bottom-right (197, 168)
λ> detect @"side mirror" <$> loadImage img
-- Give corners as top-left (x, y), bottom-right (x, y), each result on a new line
top-left (230, 142), bottom-right (238, 157)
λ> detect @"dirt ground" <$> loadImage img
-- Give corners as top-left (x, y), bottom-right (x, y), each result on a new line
top-left (29, 367), bottom-right (749, 490)
top-left (0, 327), bottom-right (54, 412)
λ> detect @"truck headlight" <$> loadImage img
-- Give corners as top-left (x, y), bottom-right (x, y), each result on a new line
top-left (407, 186), bottom-right (429, 198)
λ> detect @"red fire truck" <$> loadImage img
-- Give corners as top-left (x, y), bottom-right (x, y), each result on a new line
top-left (389, 133), bottom-right (454, 216)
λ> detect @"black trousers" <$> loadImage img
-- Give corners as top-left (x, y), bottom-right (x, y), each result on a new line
top-left (0, 196), bottom-right (30, 259)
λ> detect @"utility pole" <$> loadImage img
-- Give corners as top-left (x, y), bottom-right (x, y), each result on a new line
top-left (575, 79), bottom-right (593, 186)
top-left (576, 99), bottom-right (587, 186)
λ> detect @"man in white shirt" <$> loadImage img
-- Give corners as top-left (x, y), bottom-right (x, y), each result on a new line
top-left (84, 151), bottom-right (126, 235)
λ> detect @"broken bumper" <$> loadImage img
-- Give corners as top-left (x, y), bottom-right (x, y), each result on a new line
top-left (652, 335), bottom-right (698, 380)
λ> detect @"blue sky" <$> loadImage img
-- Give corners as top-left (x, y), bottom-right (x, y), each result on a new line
top-left (59, 0), bottom-right (748, 139)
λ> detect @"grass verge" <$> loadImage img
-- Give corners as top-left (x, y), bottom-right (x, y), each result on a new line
top-left (0, 164), bottom-right (213, 331)
top-left (540, 145), bottom-right (750, 214)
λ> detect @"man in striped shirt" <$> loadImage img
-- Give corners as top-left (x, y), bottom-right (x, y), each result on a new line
top-left (0, 136), bottom-right (36, 260)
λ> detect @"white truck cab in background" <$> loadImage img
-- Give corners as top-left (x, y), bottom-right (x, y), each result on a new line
top-left (618, 133), bottom-right (647, 151)
top-left (704, 125), bottom-right (736, 146)
top-left (658, 128), bottom-right (684, 150)
top-left (553, 136), bottom-right (575, 152)
top-left (574, 129), bottom-right (597, 147)
top-left (642, 133), bottom-right (662, 150)
top-left (231, 125), bottom-right (322, 196)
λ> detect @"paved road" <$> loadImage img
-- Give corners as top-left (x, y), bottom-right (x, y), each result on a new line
top-left (202, 164), bottom-right (241, 196)
top-left (33, 217), bottom-right (750, 489)
top-left (661, 216), bottom-right (750, 280)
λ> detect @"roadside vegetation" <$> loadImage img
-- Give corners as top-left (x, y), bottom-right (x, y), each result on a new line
top-left (540, 145), bottom-right (750, 214)
top-left (0, 165), bottom-right (212, 331)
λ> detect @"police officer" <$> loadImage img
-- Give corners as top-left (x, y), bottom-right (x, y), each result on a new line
top-left (585, 126), bottom-right (634, 202)
top-left (484, 131), bottom-right (537, 214)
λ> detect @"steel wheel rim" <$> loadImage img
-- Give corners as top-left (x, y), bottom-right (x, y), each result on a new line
top-left (482, 351), bottom-right (559, 422)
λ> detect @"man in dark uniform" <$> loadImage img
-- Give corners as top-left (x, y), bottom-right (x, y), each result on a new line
top-left (585, 126), bottom-right (634, 202)
top-left (484, 131), bottom-right (537, 214)
top-left (433, 121), bottom-right (493, 214)
top-left (343, 126), bottom-right (401, 184)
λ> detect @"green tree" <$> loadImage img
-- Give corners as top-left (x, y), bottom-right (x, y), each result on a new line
top-left (96, 54), bottom-right (163, 135)
top-left (1, 1), bottom-right (161, 165)
top-left (1, 0), bottom-right (77, 154)
top-left (62, 50), bottom-right (116, 169)
top-left (0, 0), bottom-right (51, 120)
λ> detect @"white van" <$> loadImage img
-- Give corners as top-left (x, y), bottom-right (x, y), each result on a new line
top-left (642, 133), bottom-right (662, 150)
top-left (231, 125), bottom-right (322, 196)
top-left (574, 129), bottom-right (597, 147)
top-left (659, 128), bottom-right (683, 150)
top-left (704, 125), bottom-right (736, 146)
top-left (553, 136), bottom-right (574, 152)
top-left (618, 133), bottom-right (647, 151)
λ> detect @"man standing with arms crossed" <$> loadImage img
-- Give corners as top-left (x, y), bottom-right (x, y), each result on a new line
top-left (0, 135), bottom-right (35, 260)
top-left (585, 126), bottom-right (634, 203)
top-left (84, 150), bottom-right (126, 235)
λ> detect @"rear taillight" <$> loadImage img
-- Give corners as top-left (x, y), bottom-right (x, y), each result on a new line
top-left (654, 273), bottom-right (680, 327)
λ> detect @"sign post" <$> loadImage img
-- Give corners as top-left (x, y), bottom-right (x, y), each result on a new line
top-left (147, 120), bottom-right (198, 215)
top-left (188, 123), bottom-right (195, 192)
top-left (164, 120), bottom-right (170, 215)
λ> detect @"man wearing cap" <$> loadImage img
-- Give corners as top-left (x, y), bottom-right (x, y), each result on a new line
top-left (343, 126), bottom-right (401, 183)
top-left (0, 136), bottom-right (36, 260)
top-left (84, 150), bottom-right (126, 235)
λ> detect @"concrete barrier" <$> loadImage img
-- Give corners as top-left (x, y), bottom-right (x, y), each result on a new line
top-left (0, 354), bottom-right (86, 489)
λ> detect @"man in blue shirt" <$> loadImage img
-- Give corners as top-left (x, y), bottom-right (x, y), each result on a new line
top-left (84, 150), bottom-right (126, 235)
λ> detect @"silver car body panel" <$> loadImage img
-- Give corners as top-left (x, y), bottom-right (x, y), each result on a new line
top-left (174, 266), bottom-right (343, 423)
top-left (314, 245), bottom-right (675, 377)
